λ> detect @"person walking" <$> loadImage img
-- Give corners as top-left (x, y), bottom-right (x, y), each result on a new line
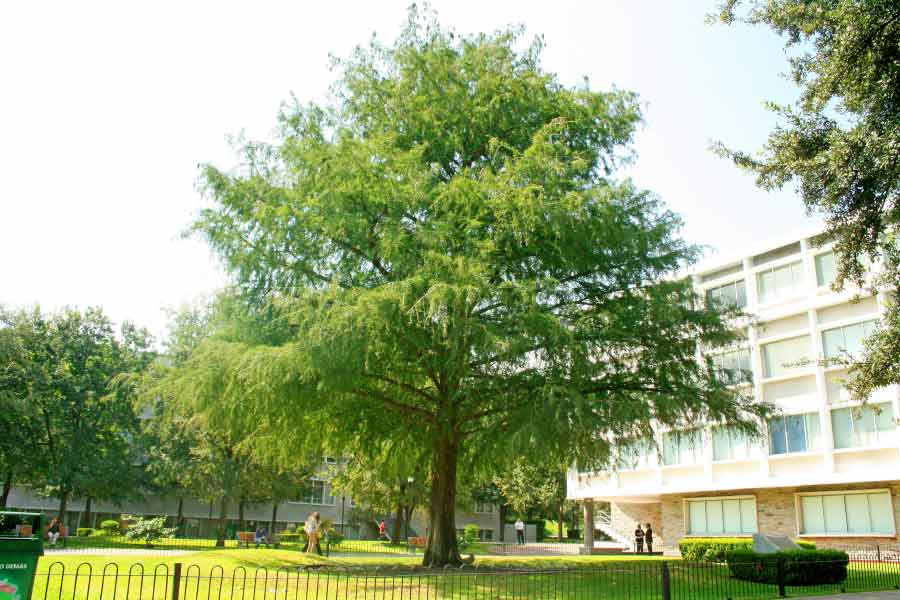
top-left (378, 520), bottom-right (387, 541)
top-left (514, 518), bottom-right (525, 545)
top-left (633, 522), bottom-right (644, 553)
top-left (304, 512), bottom-right (322, 555)
top-left (47, 518), bottom-right (61, 546)
top-left (644, 523), bottom-right (653, 553)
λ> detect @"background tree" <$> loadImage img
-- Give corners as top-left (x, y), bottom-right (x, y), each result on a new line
top-left (0, 307), bottom-right (154, 523)
top-left (712, 0), bottom-right (900, 399)
top-left (188, 9), bottom-right (770, 565)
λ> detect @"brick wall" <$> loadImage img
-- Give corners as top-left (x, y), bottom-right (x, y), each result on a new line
top-left (610, 502), bottom-right (663, 551)
top-left (658, 480), bottom-right (900, 557)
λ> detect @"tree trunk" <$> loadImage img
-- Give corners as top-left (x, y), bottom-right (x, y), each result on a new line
top-left (57, 489), bottom-right (69, 535)
top-left (238, 498), bottom-right (245, 532)
top-left (558, 500), bottom-right (564, 541)
top-left (83, 496), bottom-right (93, 531)
top-left (215, 496), bottom-right (228, 547)
top-left (0, 471), bottom-right (12, 508)
top-left (498, 503), bottom-right (507, 542)
top-left (270, 502), bottom-right (278, 536)
top-left (392, 504), bottom-right (403, 544)
top-left (423, 432), bottom-right (461, 567)
top-left (176, 497), bottom-right (185, 536)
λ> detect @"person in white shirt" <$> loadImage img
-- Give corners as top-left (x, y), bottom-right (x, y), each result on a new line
top-left (514, 518), bottom-right (525, 545)
top-left (304, 512), bottom-right (322, 555)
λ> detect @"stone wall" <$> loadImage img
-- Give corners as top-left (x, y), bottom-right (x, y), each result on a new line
top-left (610, 501), bottom-right (662, 551)
top-left (659, 480), bottom-right (900, 557)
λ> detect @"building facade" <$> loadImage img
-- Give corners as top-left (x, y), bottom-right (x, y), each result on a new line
top-left (568, 227), bottom-right (899, 556)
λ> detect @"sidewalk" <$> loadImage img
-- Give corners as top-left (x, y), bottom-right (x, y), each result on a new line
top-left (811, 593), bottom-right (900, 600)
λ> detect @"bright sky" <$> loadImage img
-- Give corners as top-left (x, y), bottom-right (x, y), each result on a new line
top-left (0, 1), bottom-right (819, 341)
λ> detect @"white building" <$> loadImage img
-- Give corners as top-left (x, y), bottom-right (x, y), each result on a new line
top-left (568, 226), bottom-right (900, 556)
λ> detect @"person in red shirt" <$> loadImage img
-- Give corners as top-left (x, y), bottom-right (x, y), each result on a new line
top-left (378, 520), bottom-right (387, 540)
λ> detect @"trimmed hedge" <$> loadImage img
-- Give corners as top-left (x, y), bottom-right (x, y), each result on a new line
top-left (76, 528), bottom-right (95, 537)
top-left (679, 538), bottom-right (816, 562)
top-left (726, 548), bottom-right (849, 586)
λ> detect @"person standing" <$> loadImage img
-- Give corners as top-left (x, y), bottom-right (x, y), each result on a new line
top-left (378, 520), bottom-right (387, 541)
top-left (644, 523), bottom-right (653, 553)
top-left (514, 518), bottom-right (525, 545)
top-left (633, 522), bottom-right (644, 553)
top-left (304, 512), bottom-right (322, 555)
top-left (47, 518), bottom-right (61, 546)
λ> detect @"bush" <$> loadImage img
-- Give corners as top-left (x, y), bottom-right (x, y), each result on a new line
top-left (278, 531), bottom-right (305, 543)
top-left (76, 528), bottom-right (95, 537)
top-left (325, 531), bottom-right (345, 546)
top-left (679, 538), bottom-right (816, 562)
top-left (122, 515), bottom-right (177, 547)
top-left (458, 524), bottom-right (479, 551)
top-left (99, 520), bottom-right (120, 535)
top-left (679, 538), bottom-right (752, 562)
top-left (726, 548), bottom-right (849, 586)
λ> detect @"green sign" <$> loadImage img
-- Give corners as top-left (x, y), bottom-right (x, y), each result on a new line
top-left (0, 512), bottom-right (44, 600)
top-left (0, 555), bottom-right (40, 600)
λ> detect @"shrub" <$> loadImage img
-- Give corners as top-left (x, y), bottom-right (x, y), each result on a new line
top-left (726, 548), bottom-right (849, 586)
top-left (122, 515), bottom-right (177, 548)
top-left (76, 528), bottom-right (95, 537)
top-left (458, 524), bottom-right (480, 551)
top-left (679, 538), bottom-right (816, 562)
top-left (679, 538), bottom-right (752, 562)
top-left (278, 532), bottom-right (304, 543)
top-left (99, 520), bottom-right (120, 535)
top-left (325, 531), bottom-right (345, 546)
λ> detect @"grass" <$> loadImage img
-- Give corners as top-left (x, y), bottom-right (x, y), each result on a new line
top-left (59, 536), bottom-right (415, 555)
top-left (31, 550), bottom-right (900, 599)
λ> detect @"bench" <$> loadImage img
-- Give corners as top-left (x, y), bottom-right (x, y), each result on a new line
top-left (408, 536), bottom-right (427, 549)
top-left (237, 531), bottom-right (255, 547)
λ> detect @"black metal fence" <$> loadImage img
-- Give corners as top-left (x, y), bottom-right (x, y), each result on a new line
top-left (30, 557), bottom-right (900, 600)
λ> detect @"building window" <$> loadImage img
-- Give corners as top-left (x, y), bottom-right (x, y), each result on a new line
top-left (296, 480), bottom-right (335, 505)
top-left (815, 251), bottom-right (837, 288)
top-left (762, 335), bottom-right (811, 378)
top-left (757, 260), bottom-right (804, 304)
top-left (712, 426), bottom-right (752, 461)
top-left (769, 413), bottom-right (821, 455)
top-left (799, 491), bottom-right (894, 535)
top-left (831, 403), bottom-right (895, 449)
top-left (706, 280), bottom-right (747, 309)
top-left (711, 348), bottom-right (753, 384)
top-left (617, 440), bottom-right (655, 470)
top-left (479, 529), bottom-right (494, 541)
top-left (662, 430), bottom-right (703, 466)
top-left (687, 497), bottom-right (757, 535)
top-left (473, 501), bottom-right (495, 514)
top-left (822, 320), bottom-right (877, 361)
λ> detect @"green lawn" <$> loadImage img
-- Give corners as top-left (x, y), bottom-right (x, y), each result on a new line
top-left (31, 551), bottom-right (900, 599)
top-left (58, 536), bottom-right (416, 555)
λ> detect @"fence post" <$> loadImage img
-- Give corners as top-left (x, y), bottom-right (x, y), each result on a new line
top-left (877, 544), bottom-right (882, 562)
top-left (171, 563), bottom-right (182, 600)
top-left (660, 561), bottom-right (671, 600)
top-left (776, 557), bottom-right (786, 598)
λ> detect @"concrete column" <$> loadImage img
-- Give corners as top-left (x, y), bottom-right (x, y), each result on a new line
top-left (808, 307), bottom-right (835, 472)
top-left (582, 500), bottom-right (594, 554)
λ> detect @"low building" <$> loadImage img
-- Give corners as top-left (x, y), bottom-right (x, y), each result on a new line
top-left (568, 226), bottom-right (899, 555)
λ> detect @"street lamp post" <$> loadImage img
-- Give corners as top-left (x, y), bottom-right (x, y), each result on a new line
top-left (340, 496), bottom-right (345, 535)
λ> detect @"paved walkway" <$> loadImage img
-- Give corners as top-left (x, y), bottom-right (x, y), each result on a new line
top-left (45, 547), bottom-right (194, 556)
top-left (812, 593), bottom-right (900, 599)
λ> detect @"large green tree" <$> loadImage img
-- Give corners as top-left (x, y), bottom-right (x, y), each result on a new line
top-left (189, 10), bottom-right (768, 565)
top-left (0, 307), bottom-right (154, 522)
top-left (712, 0), bottom-right (900, 399)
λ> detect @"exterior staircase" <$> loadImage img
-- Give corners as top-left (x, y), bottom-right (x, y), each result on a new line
top-left (594, 509), bottom-right (633, 551)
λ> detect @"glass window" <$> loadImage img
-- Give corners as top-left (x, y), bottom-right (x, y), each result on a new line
top-left (800, 492), bottom-right (894, 535)
top-left (662, 430), bottom-right (703, 466)
top-left (712, 426), bottom-right (751, 461)
top-left (474, 501), bottom-right (495, 513)
top-left (707, 280), bottom-right (748, 309)
top-left (815, 251), bottom-right (837, 288)
top-left (831, 403), bottom-right (895, 449)
top-left (687, 498), bottom-right (757, 535)
top-left (712, 349), bottom-right (753, 384)
top-left (762, 335), bottom-right (811, 378)
top-left (757, 261), bottom-right (805, 304)
top-left (296, 480), bottom-right (335, 505)
top-left (617, 440), bottom-right (655, 470)
top-left (822, 320), bottom-right (878, 360)
top-left (768, 413), bottom-right (821, 455)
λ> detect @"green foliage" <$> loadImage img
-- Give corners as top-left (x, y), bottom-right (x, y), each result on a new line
top-left (122, 515), bottom-right (177, 547)
top-left (458, 524), bottom-right (480, 551)
top-left (713, 0), bottom-right (900, 397)
top-left (726, 548), bottom-right (849, 586)
top-left (99, 520), bottom-right (121, 535)
top-left (679, 538), bottom-right (816, 562)
top-left (76, 528), bottom-right (95, 537)
top-left (187, 6), bottom-right (770, 566)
